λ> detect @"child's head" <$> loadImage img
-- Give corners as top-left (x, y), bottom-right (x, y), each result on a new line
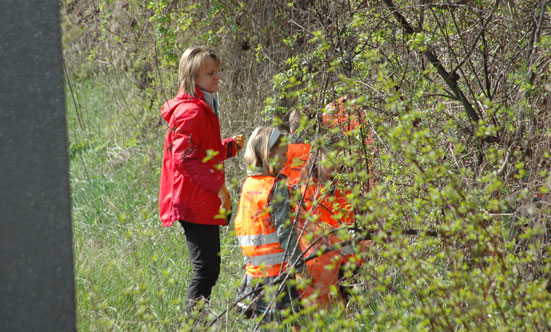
top-left (303, 148), bottom-right (336, 183)
top-left (244, 127), bottom-right (288, 175)
top-left (178, 46), bottom-right (221, 96)
top-left (289, 109), bottom-right (301, 134)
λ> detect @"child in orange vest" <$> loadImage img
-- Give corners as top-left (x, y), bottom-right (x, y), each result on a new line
top-left (295, 147), bottom-right (370, 306)
top-left (234, 126), bottom-right (302, 323)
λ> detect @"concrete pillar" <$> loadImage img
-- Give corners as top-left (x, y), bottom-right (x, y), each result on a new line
top-left (0, 1), bottom-right (76, 331)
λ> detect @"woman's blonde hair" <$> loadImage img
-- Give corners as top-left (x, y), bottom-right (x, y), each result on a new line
top-left (178, 46), bottom-right (221, 97)
top-left (244, 127), bottom-right (284, 175)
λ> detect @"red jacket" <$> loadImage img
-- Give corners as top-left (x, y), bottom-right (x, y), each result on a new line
top-left (159, 87), bottom-right (237, 227)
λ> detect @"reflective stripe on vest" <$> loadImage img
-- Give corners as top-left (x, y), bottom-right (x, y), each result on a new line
top-left (237, 232), bottom-right (280, 247)
top-left (246, 251), bottom-right (288, 266)
top-left (234, 175), bottom-right (288, 277)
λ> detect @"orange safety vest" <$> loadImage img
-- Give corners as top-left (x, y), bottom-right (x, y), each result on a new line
top-left (234, 175), bottom-right (288, 278)
top-left (295, 180), bottom-right (373, 307)
top-left (303, 182), bottom-right (359, 257)
top-left (303, 183), bottom-right (370, 266)
top-left (281, 143), bottom-right (311, 186)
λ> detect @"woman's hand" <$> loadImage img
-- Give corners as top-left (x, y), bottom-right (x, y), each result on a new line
top-left (233, 134), bottom-right (245, 152)
top-left (218, 184), bottom-right (232, 213)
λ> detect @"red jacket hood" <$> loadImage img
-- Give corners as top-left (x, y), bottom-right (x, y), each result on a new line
top-left (161, 87), bottom-right (205, 123)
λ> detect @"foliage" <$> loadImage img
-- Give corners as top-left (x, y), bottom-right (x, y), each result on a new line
top-left (62, 0), bottom-right (551, 331)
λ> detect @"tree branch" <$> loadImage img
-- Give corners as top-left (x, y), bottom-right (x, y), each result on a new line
top-left (382, 0), bottom-right (481, 124)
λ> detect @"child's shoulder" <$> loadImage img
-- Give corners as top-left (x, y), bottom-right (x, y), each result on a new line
top-left (248, 174), bottom-right (277, 182)
top-left (246, 174), bottom-right (279, 188)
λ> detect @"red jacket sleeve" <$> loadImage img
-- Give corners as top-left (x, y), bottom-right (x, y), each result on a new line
top-left (170, 106), bottom-right (225, 194)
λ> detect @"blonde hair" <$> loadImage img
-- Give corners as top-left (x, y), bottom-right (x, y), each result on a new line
top-left (244, 127), bottom-right (284, 175)
top-left (178, 46), bottom-right (221, 97)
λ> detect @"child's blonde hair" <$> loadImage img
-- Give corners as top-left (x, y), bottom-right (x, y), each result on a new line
top-left (244, 127), bottom-right (285, 175)
top-left (178, 46), bottom-right (221, 97)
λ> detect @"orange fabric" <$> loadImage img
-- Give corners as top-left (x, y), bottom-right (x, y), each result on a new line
top-left (234, 175), bottom-right (287, 277)
top-left (295, 217), bottom-right (342, 307)
top-left (240, 243), bottom-right (285, 257)
top-left (292, 181), bottom-right (356, 307)
top-left (323, 96), bottom-right (377, 191)
top-left (302, 183), bottom-right (354, 229)
top-left (304, 183), bottom-right (370, 268)
top-left (323, 96), bottom-right (368, 139)
top-left (303, 182), bottom-right (361, 264)
top-left (281, 143), bottom-right (311, 186)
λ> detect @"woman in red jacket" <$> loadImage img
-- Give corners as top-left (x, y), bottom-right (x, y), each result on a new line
top-left (159, 46), bottom-right (244, 305)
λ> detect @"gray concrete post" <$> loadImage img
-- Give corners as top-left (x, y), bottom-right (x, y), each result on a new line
top-left (0, 1), bottom-right (77, 331)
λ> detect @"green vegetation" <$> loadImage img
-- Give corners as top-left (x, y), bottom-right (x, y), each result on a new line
top-left (64, 1), bottom-right (551, 331)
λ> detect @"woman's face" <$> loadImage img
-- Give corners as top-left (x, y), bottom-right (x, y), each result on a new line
top-left (195, 57), bottom-right (220, 93)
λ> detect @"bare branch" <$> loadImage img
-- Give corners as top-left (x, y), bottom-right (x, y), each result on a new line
top-left (382, 0), bottom-right (481, 124)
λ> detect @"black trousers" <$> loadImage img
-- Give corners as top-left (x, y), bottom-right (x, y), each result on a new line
top-left (179, 221), bottom-right (221, 303)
